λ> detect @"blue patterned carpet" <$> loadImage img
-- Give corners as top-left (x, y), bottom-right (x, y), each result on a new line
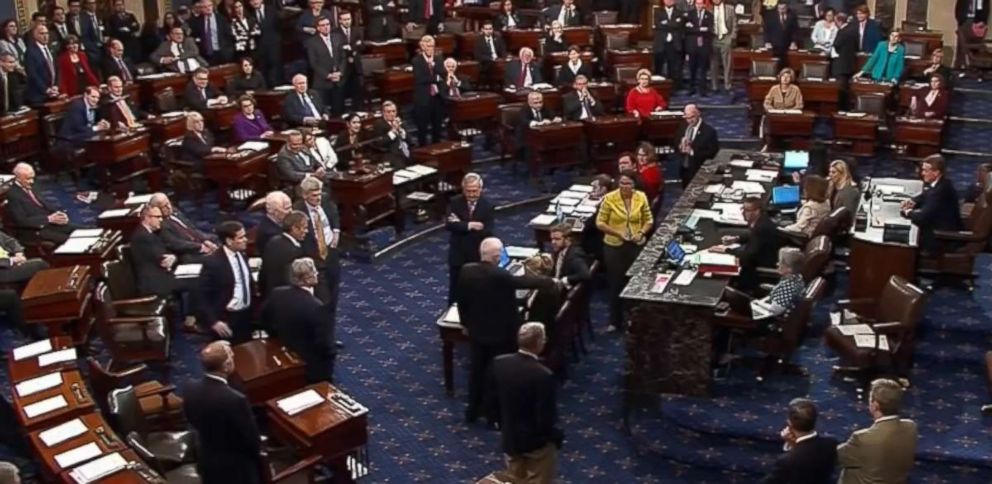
top-left (3, 82), bottom-right (992, 482)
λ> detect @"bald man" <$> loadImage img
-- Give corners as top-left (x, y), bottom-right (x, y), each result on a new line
top-left (6, 163), bottom-right (81, 245)
top-left (283, 74), bottom-right (328, 127)
top-left (673, 104), bottom-right (719, 187)
top-left (256, 191), bottom-right (293, 255)
top-left (149, 193), bottom-right (217, 263)
top-left (183, 341), bottom-right (263, 484)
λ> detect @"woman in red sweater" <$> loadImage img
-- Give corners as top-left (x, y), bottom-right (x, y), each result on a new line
top-left (636, 142), bottom-right (663, 203)
top-left (57, 35), bottom-right (99, 97)
top-left (625, 68), bottom-right (668, 119)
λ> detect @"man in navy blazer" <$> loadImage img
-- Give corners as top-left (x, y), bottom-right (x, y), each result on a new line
top-left (78, 0), bottom-right (106, 66)
top-left (503, 47), bottom-right (543, 90)
top-left (58, 86), bottom-right (110, 147)
top-left (24, 24), bottom-right (60, 105)
top-left (445, 173), bottom-right (495, 304)
top-left (283, 74), bottom-right (328, 127)
top-left (762, 398), bottom-right (837, 484)
top-left (189, 0), bottom-right (233, 64)
top-left (684, 0), bottom-right (714, 96)
top-left (200, 221), bottom-right (256, 342)
top-left (763, 2), bottom-right (800, 68)
top-left (901, 155), bottom-right (964, 254)
top-left (411, 35), bottom-right (445, 146)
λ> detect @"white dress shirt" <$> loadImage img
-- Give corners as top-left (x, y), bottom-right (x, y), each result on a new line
top-left (223, 246), bottom-right (251, 311)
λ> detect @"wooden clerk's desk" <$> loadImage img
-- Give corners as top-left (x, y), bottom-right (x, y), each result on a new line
top-left (765, 110), bottom-right (816, 151)
top-left (893, 117), bottom-right (944, 159)
top-left (584, 114), bottom-right (640, 168)
top-left (12, 370), bottom-right (96, 431)
top-left (230, 338), bottom-right (307, 406)
top-left (411, 140), bottom-right (472, 184)
top-left (7, 337), bottom-right (76, 382)
top-left (29, 412), bottom-right (128, 480)
top-left (22, 266), bottom-right (95, 344)
top-left (328, 166), bottom-right (401, 239)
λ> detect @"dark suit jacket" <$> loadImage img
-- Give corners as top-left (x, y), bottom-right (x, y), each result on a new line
top-left (553, 244), bottom-right (590, 286)
top-left (653, 6), bottom-right (685, 52)
top-left (517, 106), bottom-right (554, 147)
top-left (5, 183), bottom-right (57, 229)
top-left (331, 26), bottom-right (364, 76)
top-left (200, 248), bottom-right (255, 327)
top-left (488, 353), bottom-right (563, 456)
top-left (107, 12), bottom-right (142, 57)
top-left (370, 118), bottom-right (411, 168)
top-left (544, 5), bottom-right (582, 27)
top-left (908, 177), bottom-right (964, 252)
top-left (293, 199), bottom-right (341, 265)
top-left (259, 233), bottom-right (303, 296)
top-left (250, 2), bottom-right (282, 53)
top-left (49, 22), bottom-right (71, 53)
top-left (411, 53), bottom-right (445, 107)
top-left (306, 34), bottom-right (346, 90)
top-left (446, 194), bottom-right (495, 267)
top-left (24, 41), bottom-right (57, 105)
top-left (130, 225), bottom-right (177, 296)
top-left (0, 72), bottom-right (25, 115)
top-left (957, 0), bottom-right (990, 25)
top-left (364, 0), bottom-right (397, 41)
top-left (497, 12), bottom-right (526, 31)
top-left (77, 12), bottom-right (104, 58)
top-left (832, 21), bottom-right (859, 77)
top-left (556, 61), bottom-right (592, 87)
top-left (543, 35), bottom-right (567, 54)
top-left (275, 146), bottom-right (320, 183)
top-left (684, 7), bottom-right (714, 52)
top-left (261, 286), bottom-right (335, 382)
top-left (160, 212), bottom-right (209, 256)
top-left (763, 11), bottom-right (800, 57)
top-left (189, 13), bottom-right (234, 62)
top-left (407, 0), bottom-right (445, 25)
top-left (101, 55), bottom-right (137, 82)
top-left (149, 39), bottom-right (207, 73)
top-left (180, 130), bottom-right (216, 167)
top-left (761, 435), bottom-right (838, 484)
top-left (182, 377), bottom-right (262, 484)
top-left (562, 91), bottom-right (604, 121)
top-left (226, 72), bottom-right (267, 96)
top-left (255, 215), bottom-right (284, 256)
top-left (504, 59), bottom-right (543, 89)
top-left (282, 89), bottom-right (326, 126)
top-left (473, 34), bottom-right (507, 62)
top-left (183, 81), bottom-right (221, 112)
top-left (457, 262), bottom-right (551, 347)
top-left (57, 98), bottom-right (101, 143)
top-left (729, 213), bottom-right (785, 290)
top-left (439, 75), bottom-right (473, 101)
top-left (101, 96), bottom-right (147, 128)
top-left (673, 119), bottom-right (719, 174)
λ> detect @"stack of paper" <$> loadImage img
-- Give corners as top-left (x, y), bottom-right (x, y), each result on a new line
top-left (854, 334), bottom-right (889, 351)
top-left (745, 169), bottom-right (778, 182)
top-left (69, 229), bottom-right (104, 239)
top-left (55, 442), bottom-right (102, 469)
top-left (697, 251), bottom-right (737, 266)
top-left (276, 389), bottom-right (325, 416)
top-left (273, 85), bottom-right (295, 91)
top-left (174, 264), bottom-right (202, 278)
top-left (98, 208), bottom-right (132, 219)
top-left (568, 184), bottom-right (593, 193)
top-left (23, 395), bottom-right (68, 419)
top-left (731, 180), bottom-right (767, 194)
top-left (407, 164), bottom-right (437, 176)
top-left (650, 273), bottom-right (673, 293)
top-left (836, 324), bottom-right (875, 336)
top-left (12, 340), bottom-right (53, 361)
top-left (69, 452), bottom-right (128, 483)
top-left (39, 348), bottom-right (77, 367)
top-left (238, 141), bottom-right (270, 152)
top-left (16, 372), bottom-right (63, 397)
top-left (506, 246), bottom-right (539, 259)
top-left (729, 159), bottom-right (755, 168)
top-left (123, 194), bottom-right (153, 205)
top-left (750, 299), bottom-right (775, 320)
top-left (529, 214), bottom-right (557, 226)
top-left (54, 237), bottom-right (100, 255)
top-left (161, 111), bottom-right (185, 118)
top-left (705, 184), bottom-right (724, 194)
top-left (554, 197), bottom-right (581, 206)
top-left (673, 270), bottom-right (697, 286)
top-left (39, 418), bottom-right (88, 447)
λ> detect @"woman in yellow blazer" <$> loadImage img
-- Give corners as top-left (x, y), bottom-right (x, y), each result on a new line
top-left (596, 170), bottom-right (653, 332)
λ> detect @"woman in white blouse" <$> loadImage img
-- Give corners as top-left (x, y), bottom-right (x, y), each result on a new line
top-left (810, 8), bottom-right (838, 52)
top-left (302, 127), bottom-right (339, 170)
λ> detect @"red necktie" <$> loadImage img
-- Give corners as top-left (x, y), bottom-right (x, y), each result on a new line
top-left (518, 62), bottom-right (527, 87)
top-left (427, 56), bottom-right (438, 95)
top-left (425, 0), bottom-right (433, 19)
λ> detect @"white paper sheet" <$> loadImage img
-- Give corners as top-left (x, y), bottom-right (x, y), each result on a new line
top-left (506, 246), bottom-right (539, 259)
top-left (442, 305), bottom-right (460, 324)
top-left (12, 339), bottom-right (53, 361)
top-left (238, 141), bottom-right (270, 152)
top-left (69, 229), bottom-right (104, 238)
top-left (16, 372), bottom-right (63, 398)
top-left (54, 237), bottom-right (100, 254)
top-left (854, 333), bottom-right (889, 351)
top-left (39, 348), bottom-right (78, 367)
top-left (174, 264), bottom-right (202, 278)
top-left (530, 214), bottom-right (557, 226)
top-left (276, 389), bottom-right (325, 416)
top-left (97, 208), bottom-right (132, 219)
top-left (69, 452), bottom-right (128, 483)
top-left (123, 193), bottom-right (154, 205)
top-left (55, 442), bottom-right (102, 469)
top-left (23, 395), bottom-right (68, 419)
top-left (837, 324), bottom-right (875, 336)
top-left (39, 418), bottom-right (88, 447)
top-left (568, 184), bottom-right (593, 193)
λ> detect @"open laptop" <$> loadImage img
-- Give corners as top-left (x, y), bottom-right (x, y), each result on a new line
top-left (666, 239), bottom-right (687, 265)
top-left (771, 185), bottom-right (801, 207)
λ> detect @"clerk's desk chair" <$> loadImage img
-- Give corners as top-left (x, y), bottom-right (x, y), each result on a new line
top-left (917, 182), bottom-right (992, 291)
top-left (757, 235), bottom-right (832, 289)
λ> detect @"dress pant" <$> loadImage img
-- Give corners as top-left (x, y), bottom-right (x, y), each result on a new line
top-left (710, 35), bottom-right (734, 91)
top-left (687, 44), bottom-right (712, 94)
top-left (342, 73), bottom-right (365, 111)
top-left (414, 95), bottom-right (445, 146)
top-left (0, 258), bottom-right (49, 285)
top-left (0, 288), bottom-right (30, 336)
top-left (321, 84), bottom-right (344, 117)
top-left (448, 263), bottom-right (462, 306)
top-left (504, 443), bottom-right (558, 484)
top-left (40, 223), bottom-right (78, 245)
top-left (467, 340), bottom-right (515, 421)
top-left (603, 241), bottom-right (640, 330)
top-left (654, 46), bottom-right (683, 88)
top-left (223, 307), bottom-right (255, 344)
top-left (318, 249), bottom-right (342, 314)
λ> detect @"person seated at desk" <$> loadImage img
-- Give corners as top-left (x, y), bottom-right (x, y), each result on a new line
top-left (0, 228), bottom-right (49, 286)
top-left (276, 130), bottom-right (327, 184)
top-left (371, 100), bottom-right (412, 168)
top-left (259, 210), bottom-right (307, 298)
top-left (635, 142), bottom-right (663, 204)
top-left (302, 127), bottom-right (338, 170)
top-left (474, 21), bottom-right (506, 86)
top-left (557, 45), bottom-right (592, 87)
top-left (625, 68), bottom-right (668, 120)
top-left (439, 57), bottom-right (473, 101)
top-left (918, 47), bottom-right (952, 84)
top-left (782, 175), bottom-right (830, 236)
top-left (909, 73), bottom-right (950, 120)
top-left (102, 39), bottom-right (137, 83)
top-left (54, 35), bottom-right (98, 97)
top-left (549, 223), bottom-right (590, 291)
top-left (900, 154), bottom-right (964, 254)
top-left (516, 91), bottom-right (560, 157)
top-left (562, 74), bottom-right (603, 121)
top-left (504, 47), bottom-right (543, 90)
top-left (543, 21), bottom-right (567, 54)
top-left (0, 53), bottom-right (26, 115)
top-left (333, 113), bottom-right (366, 167)
top-left (283, 73), bottom-right (328, 128)
top-left (827, 159), bottom-right (860, 219)
top-left (226, 57), bottom-right (266, 97)
top-left (184, 67), bottom-right (229, 113)
top-left (232, 94), bottom-right (273, 142)
top-left (150, 26), bottom-right (207, 74)
top-left (761, 67), bottom-right (804, 149)
top-left (57, 86), bottom-right (111, 147)
top-left (712, 196), bottom-right (785, 292)
top-left (149, 192), bottom-right (217, 263)
top-left (199, 220), bottom-right (255, 342)
top-left (131, 204), bottom-right (200, 325)
top-left (497, 0), bottom-right (523, 31)
top-left (853, 30), bottom-right (905, 84)
top-left (103, 76), bottom-right (152, 130)
top-left (810, 7), bottom-right (838, 52)
top-left (544, 0), bottom-right (582, 29)
top-left (181, 111), bottom-right (226, 170)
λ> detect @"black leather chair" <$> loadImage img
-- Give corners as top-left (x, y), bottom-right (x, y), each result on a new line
top-left (107, 386), bottom-right (196, 468)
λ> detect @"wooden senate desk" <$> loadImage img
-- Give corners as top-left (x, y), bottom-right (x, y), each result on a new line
top-left (7, 337), bottom-right (77, 382)
top-left (49, 229), bottom-right (123, 277)
top-left (29, 412), bottom-right (128, 481)
top-left (58, 449), bottom-right (162, 484)
top-left (203, 149), bottom-right (268, 209)
top-left (640, 111), bottom-right (685, 148)
top-left (785, 49), bottom-right (830, 73)
top-left (253, 89), bottom-right (291, 124)
top-left (436, 307), bottom-right (469, 396)
top-left (231, 338), bottom-right (306, 406)
top-left (832, 112), bottom-right (881, 157)
top-left (96, 205), bottom-right (142, 239)
top-left (373, 65), bottom-right (414, 105)
top-left (0, 109), bottom-right (41, 166)
top-left (897, 81), bottom-right (928, 111)
top-left (207, 63), bottom-right (240, 90)
top-left (141, 113), bottom-right (186, 144)
top-left (584, 114), bottom-right (640, 168)
top-left (850, 78), bottom-right (895, 100)
top-left (745, 78), bottom-right (840, 125)
top-left (525, 121), bottom-right (585, 178)
top-left (39, 96), bottom-right (76, 116)
top-left (599, 23), bottom-right (642, 44)
top-left (446, 91), bottom-right (501, 141)
top-left (86, 129), bottom-right (152, 187)
top-left (452, 5), bottom-right (498, 31)
top-left (604, 49), bottom-right (652, 71)
top-left (204, 101), bottom-right (240, 135)
top-left (12, 369), bottom-right (96, 431)
top-left (411, 140), bottom-right (472, 184)
top-left (22, 266), bottom-right (94, 344)
top-left (621, 150), bottom-right (784, 404)
top-left (732, 48), bottom-right (775, 75)
top-left (892, 117), bottom-right (944, 158)
top-left (504, 87), bottom-right (563, 113)
top-left (328, 166), bottom-right (400, 238)
top-left (766, 110), bottom-right (816, 150)
top-left (848, 178), bottom-right (923, 299)
top-left (365, 40), bottom-right (409, 66)
top-left (266, 383), bottom-right (370, 483)
top-left (505, 28), bottom-right (543, 53)
top-left (136, 73), bottom-right (186, 108)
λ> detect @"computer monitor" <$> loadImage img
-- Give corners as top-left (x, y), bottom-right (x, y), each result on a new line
top-left (771, 185), bottom-right (801, 206)
top-left (783, 151), bottom-right (810, 171)
top-left (666, 239), bottom-right (686, 264)
top-left (498, 246), bottom-right (511, 268)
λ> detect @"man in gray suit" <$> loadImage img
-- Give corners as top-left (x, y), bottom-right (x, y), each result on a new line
top-left (150, 26), bottom-right (207, 73)
top-left (837, 378), bottom-right (918, 484)
top-left (709, 0), bottom-right (737, 94)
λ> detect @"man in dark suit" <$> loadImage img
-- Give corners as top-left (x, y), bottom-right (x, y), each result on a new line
top-left (544, 0), bottom-right (582, 27)
top-left (549, 224), bottom-right (590, 290)
top-left (184, 67), bottom-right (228, 113)
top-left (261, 257), bottom-right (337, 382)
top-left (276, 130), bottom-right (328, 184)
top-left (49, 7), bottom-right (71, 53)
top-left (66, 0), bottom-right (84, 38)
top-left (901, 154), bottom-right (965, 254)
top-left (259, 210), bottom-right (307, 297)
top-left (439, 58), bottom-right (473, 101)
top-left (102, 39), bottom-right (137, 84)
top-left (130, 205), bottom-right (201, 323)
top-left (23, 24), bottom-right (60, 105)
top-left (684, 0), bottom-right (714, 96)
top-left (653, 0), bottom-right (685, 88)
top-left (473, 22), bottom-right (506, 88)
top-left (283, 74), bottom-right (328, 127)
top-left (6, 163), bottom-right (82, 246)
top-left (517, 91), bottom-right (559, 159)
top-left (370, 100), bottom-right (411, 168)
top-left (149, 193), bottom-right (217, 263)
top-left (714, 196), bottom-right (785, 291)
top-left (0, 229), bottom-right (49, 286)
top-left (189, 0), bottom-right (233, 64)
top-left (763, 1), bottom-right (800, 70)
top-left (294, 177), bottom-right (341, 312)
top-left (446, 173), bottom-right (495, 305)
top-left (365, 0), bottom-right (398, 41)
top-left (406, 0), bottom-right (444, 35)
top-left (103, 76), bottom-right (151, 130)
top-left (78, 0), bottom-right (105, 66)
top-left (411, 35), bottom-right (445, 146)
top-left (306, 15), bottom-right (346, 115)
top-left (673, 104), bottom-right (719, 187)
top-left (830, 13), bottom-right (857, 108)
top-left (0, 53), bottom-right (25, 115)
top-left (762, 398), bottom-right (838, 484)
top-left (57, 87), bottom-right (111, 148)
top-left (504, 47), bottom-right (543, 90)
top-left (248, 0), bottom-right (282, 85)
top-left (199, 221), bottom-right (255, 342)
top-left (183, 341), bottom-right (263, 484)
top-left (332, 10), bottom-right (364, 111)
top-left (488, 322), bottom-right (563, 482)
top-left (562, 75), bottom-right (604, 121)
top-left (256, 191), bottom-right (293, 256)
top-left (106, 0), bottom-right (141, 63)
top-left (458, 238), bottom-right (553, 424)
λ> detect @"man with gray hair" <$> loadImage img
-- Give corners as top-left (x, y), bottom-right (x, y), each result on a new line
top-left (149, 192), bottom-right (217, 262)
top-left (0, 461), bottom-right (20, 483)
top-left (488, 322), bottom-right (562, 483)
top-left (446, 172), bottom-right (494, 304)
top-left (457, 236), bottom-right (553, 424)
top-left (837, 378), bottom-right (918, 484)
top-left (0, 52), bottom-right (25, 115)
top-left (261, 257), bottom-right (337, 382)
top-left (259, 210), bottom-right (307, 297)
top-left (256, 190), bottom-right (293, 255)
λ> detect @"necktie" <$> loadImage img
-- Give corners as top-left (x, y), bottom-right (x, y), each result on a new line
top-left (468, 200), bottom-right (476, 217)
top-left (487, 36), bottom-right (496, 58)
top-left (86, 108), bottom-right (95, 125)
top-left (324, 36), bottom-right (334, 57)
top-left (118, 100), bottom-right (136, 127)
top-left (344, 28), bottom-right (350, 41)
top-left (92, 14), bottom-right (103, 42)
top-left (302, 93), bottom-right (318, 117)
top-left (1, 73), bottom-right (7, 113)
top-left (42, 46), bottom-right (54, 81)
top-left (172, 215), bottom-right (204, 241)
top-left (118, 58), bottom-right (131, 82)
top-left (235, 252), bottom-right (250, 305)
top-left (60, 24), bottom-right (66, 38)
top-left (427, 56), bottom-right (438, 96)
top-left (74, 17), bottom-right (81, 36)
top-left (258, 7), bottom-right (264, 22)
top-left (24, 187), bottom-right (42, 207)
top-left (781, 14), bottom-right (786, 26)
top-left (312, 208), bottom-right (329, 259)
top-left (205, 16), bottom-right (213, 55)
top-left (534, 109), bottom-right (541, 122)
top-left (518, 63), bottom-right (526, 87)
top-left (425, 0), bottom-right (433, 20)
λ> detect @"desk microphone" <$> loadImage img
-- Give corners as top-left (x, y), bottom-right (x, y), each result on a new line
top-left (70, 382), bottom-right (86, 403)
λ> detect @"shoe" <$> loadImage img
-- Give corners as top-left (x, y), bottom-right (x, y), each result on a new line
top-left (335, 340), bottom-right (344, 349)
